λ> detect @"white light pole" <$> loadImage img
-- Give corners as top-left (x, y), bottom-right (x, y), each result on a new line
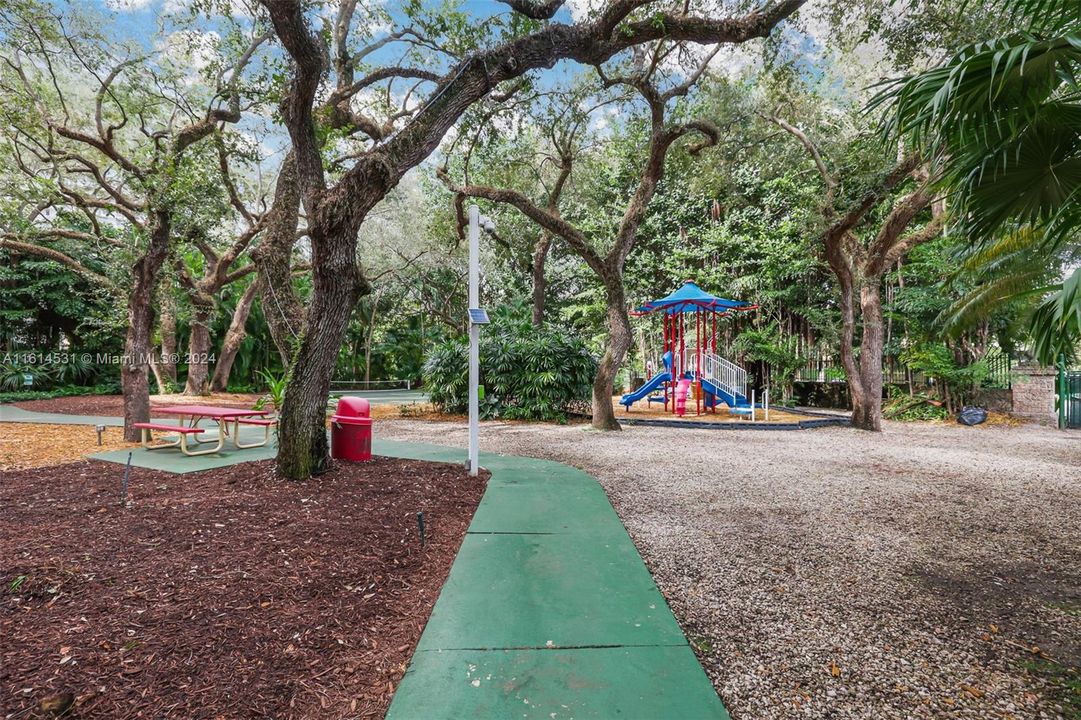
top-left (466, 205), bottom-right (493, 477)
top-left (468, 205), bottom-right (480, 476)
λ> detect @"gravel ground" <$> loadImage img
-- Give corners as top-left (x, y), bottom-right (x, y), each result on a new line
top-left (375, 418), bottom-right (1081, 719)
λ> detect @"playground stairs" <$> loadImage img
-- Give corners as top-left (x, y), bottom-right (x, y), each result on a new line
top-left (690, 349), bottom-right (752, 409)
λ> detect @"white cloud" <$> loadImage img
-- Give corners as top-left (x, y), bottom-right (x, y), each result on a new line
top-left (157, 29), bottom-right (221, 72)
top-left (161, 0), bottom-right (258, 19)
top-left (566, 0), bottom-right (604, 22)
top-left (105, 0), bottom-right (155, 10)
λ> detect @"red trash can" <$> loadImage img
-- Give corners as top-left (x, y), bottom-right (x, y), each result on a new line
top-left (330, 397), bottom-right (373, 462)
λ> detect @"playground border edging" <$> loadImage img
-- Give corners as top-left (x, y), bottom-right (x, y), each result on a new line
top-left (619, 415), bottom-right (848, 430)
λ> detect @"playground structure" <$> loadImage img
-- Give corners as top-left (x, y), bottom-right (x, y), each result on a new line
top-left (621, 281), bottom-right (765, 419)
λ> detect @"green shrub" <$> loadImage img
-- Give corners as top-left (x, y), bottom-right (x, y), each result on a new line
top-left (253, 369), bottom-right (287, 411)
top-left (733, 322), bottom-right (804, 403)
top-left (1, 351), bottom-right (103, 391)
top-left (0, 383), bottom-right (121, 404)
top-left (423, 326), bottom-right (596, 422)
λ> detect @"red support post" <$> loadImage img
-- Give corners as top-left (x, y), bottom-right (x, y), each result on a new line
top-left (663, 312), bottom-right (670, 411)
top-left (679, 313), bottom-right (685, 370)
top-left (711, 311), bottom-right (717, 412)
top-left (673, 311), bottom-right (678, 413)
top-left (696, 311), bottom-right (701, 416)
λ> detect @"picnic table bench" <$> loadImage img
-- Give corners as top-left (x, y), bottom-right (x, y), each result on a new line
top-left (134, 405), bottom-right (275, 456)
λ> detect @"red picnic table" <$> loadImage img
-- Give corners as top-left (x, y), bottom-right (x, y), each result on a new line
top-left (133, 405), bottom-right (276, 456)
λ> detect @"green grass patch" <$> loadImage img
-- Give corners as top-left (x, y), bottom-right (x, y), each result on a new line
top-left (1024, 659), bottom-right (1081, 719)
top-left (1045, 600), bottom-right (1081, 617)
top-left (688, 634), bottom-right (714, 655)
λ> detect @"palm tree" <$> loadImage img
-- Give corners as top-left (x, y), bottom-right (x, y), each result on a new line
top-left (879, 0), bottom-right (1081, 362)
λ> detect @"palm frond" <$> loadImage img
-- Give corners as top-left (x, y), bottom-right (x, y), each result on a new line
top-left (1030, 265), bottom-right (1081, 362)
top-left (943, 267), bottom-right (1048, 330)
top-left (958, 226), bottom-right (1045, 270)
top-left (1004, 0), bottom-right (1081, 35)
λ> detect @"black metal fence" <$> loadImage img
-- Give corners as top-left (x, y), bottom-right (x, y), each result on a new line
top-left (792, 350), bottom-right (1012, 389)
top-left (982, 351), bottom-right (1012, 389)
top-left (1061, 368), bottom-right (1081, 430)
top-left (794, 356), bottom-right (846, 384)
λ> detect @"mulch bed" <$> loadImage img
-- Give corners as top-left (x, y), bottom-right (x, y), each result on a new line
top-left (0, 424), bottom-right (137, 471)
top-left (1, 456), bottom-right (487, 719)
top-left (12, 394), bottom-right (263, 417)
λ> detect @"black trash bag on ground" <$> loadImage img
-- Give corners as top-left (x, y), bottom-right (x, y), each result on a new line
top-left (958, 406), bottom-right (988, 426)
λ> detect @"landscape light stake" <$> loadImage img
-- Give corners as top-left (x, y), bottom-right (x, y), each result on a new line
top-left (465, 205), bottom-right (494, 476)
top-left (1059, 354), bottom-right (1067, 430)
top-left (121, 452), bottom-right (132, 506)
top-left (95, 423), bottom-right (105, 446)
top-left (416, 512), bottom-right (426, 547)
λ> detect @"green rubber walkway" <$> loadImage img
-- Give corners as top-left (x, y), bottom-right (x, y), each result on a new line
top-left (88, 426), bottom-right (279, 472)
top-left (383, 445), bottom-right (729, 720)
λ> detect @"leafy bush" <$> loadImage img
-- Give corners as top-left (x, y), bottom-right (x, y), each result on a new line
top-left (423, 326), bottom-right (596, 422)
top-left (0, 383), bottom-right (121, 404)
top-left (1, 351), bottom-right (101, 391)
top-left (253, 369), bottom-right (287, 411)
top-left (733, 323), bottom-right (804, 402)
top-left (899, 343), bottom-right (990, 414)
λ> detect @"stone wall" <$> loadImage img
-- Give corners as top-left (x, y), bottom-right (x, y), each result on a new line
top-left (972, 387), bottom-right (1013, 414)
top-left (1011, 364), bottom-right (1058, 425)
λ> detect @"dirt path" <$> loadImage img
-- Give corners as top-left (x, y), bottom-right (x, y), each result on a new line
top-left (375, 418), bottom-right (1081, 719)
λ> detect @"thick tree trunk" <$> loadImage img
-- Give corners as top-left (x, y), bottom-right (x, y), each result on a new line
top-left (122, 307), bottom-right (154, 442)
top-left (274, 224), bottom-right (369, 480)
top-left (826, 234), bottom-right (879, 432)
top-left (159, 290), bottom-right (178, 385)
top-left (853, 282), bottom-right (885, 430)
top-left (835, 270), bottom-right (870, 431)
top-left (122, 212), bottom-right (171, 441)
top-left (836, 273), bottom-right (886, 432)
top-left (252, 152), bottom-right (306, 366)
top-left (183, 300), bottom-right (214, 395)
top-left (211, 282), bottom-right (258, 392)
top-left (591, 276), bottom-right (633, 431)
top-left (531, 232), bottom-right (553, 328)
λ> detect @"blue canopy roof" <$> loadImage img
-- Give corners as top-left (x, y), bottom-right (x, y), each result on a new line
top-left (633, 280), bottom-right (755, 315)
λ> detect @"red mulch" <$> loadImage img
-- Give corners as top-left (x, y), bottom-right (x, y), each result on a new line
top-left (1, 457), bottom-right (487, 719)
top-left (13, 394), bottom-right (263, 416)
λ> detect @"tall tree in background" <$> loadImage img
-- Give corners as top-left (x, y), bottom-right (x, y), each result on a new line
top-left (259, 0), bottom-right (806, 475)
top-left (444, 86), bottom-right (609, 328)
top-left (884, 0), bottom-right (1081, 361)
top-left (173, 137), bottom-right (266, 395)
top-left (0, 2), bottom-right (269, 437)
top-left (768, 115), bottom-right (942, 430)
top-left (443, 51), bottom-right (724, 430)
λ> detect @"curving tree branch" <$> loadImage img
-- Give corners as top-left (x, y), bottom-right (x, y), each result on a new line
top-left (497, 0), bottom-right (566, 19)
top-left (0, 235), bottom-right (118, 292)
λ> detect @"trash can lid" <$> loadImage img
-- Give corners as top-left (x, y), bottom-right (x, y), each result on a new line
top-left (334, 396), bottom-right (371, 417)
